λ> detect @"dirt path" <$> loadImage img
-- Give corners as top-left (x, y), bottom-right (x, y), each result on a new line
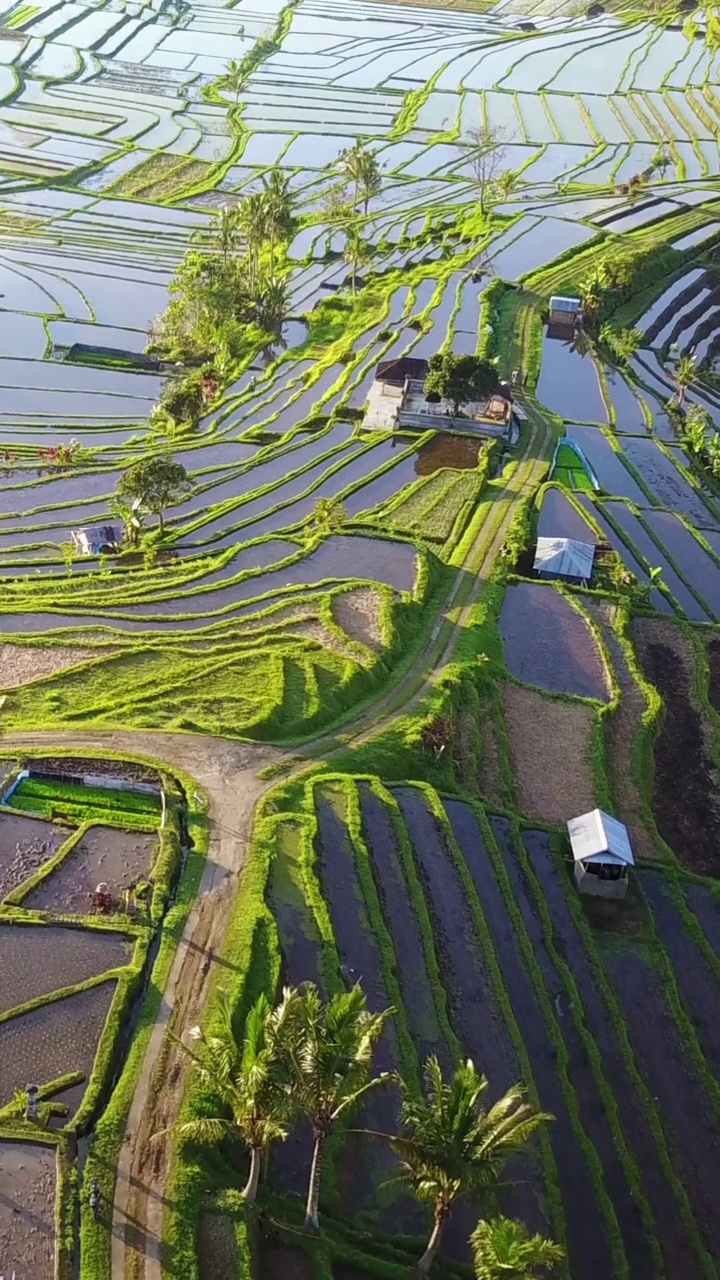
top-left (0, 728), bottom-right (282, 1280)
top-left (0, 392), bottom-right (554, 1280)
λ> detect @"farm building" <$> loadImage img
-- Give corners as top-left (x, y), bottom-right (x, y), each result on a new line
top-left (71, 526), bottom-right (119, 556)
top-left (549, 295), bottom-right (582, 325)
top-left (567, 808), bottom-right (635, 898)
top-left (534, 536), bottom-right (595, 584)
top-left (362, 356), bottom-right (514, 437)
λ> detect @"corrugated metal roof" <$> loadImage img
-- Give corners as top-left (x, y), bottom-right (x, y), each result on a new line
top-left (550, 295), bottom-right (581, 311)
top-left (567, 809), bottom-right (634, 866)
top-left (534, 536), bottom-right (595, 580)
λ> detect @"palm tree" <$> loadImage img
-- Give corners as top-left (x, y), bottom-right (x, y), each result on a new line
top-left (261, 167), bottom-right (295, 264)
top-left (109, 494), bottom-right (144, 548)
top-left (343, 227), bottom-right (371, 295)
top-left (388, 1058), bottom-right (552, 1276)
top-left (215, 205), bottom-right (240, 266)
top-left (237, 191), bottom-right (267, 289)
top-left (223, 56), bottom-right (246, 105)
top-left (471, 1217), bottom-right (564, 1280)
top-left (674, 352), bottom-right (697, 407)
top-left (337, 140), bottom-right (382, 215)
top-left (290, 983), bottom-right (394, 1230)
top-left (166, 987), bottom-right (300, 1203)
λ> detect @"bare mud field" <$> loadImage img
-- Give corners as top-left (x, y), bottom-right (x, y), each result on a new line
top-left (500, 582), bottom-right (609, 700)
top-left (447, 802), bottom-right (619, 1280)
top-left (584, 601), bottom-right (658, 861)
top-left (521, 830), bottom-right (699, 1278)
top-left (415, 434), bottom-right (482, 472)
top-left (0, 1141), bottom-right (55, 1280)
top-left (0, 979), bottom-right (116, 1113)
top-left (0, 642), bottom-right (101, 688)
top-left (605, 947), bottom-right (720, 1263)
top-left (502, 683), bottom-right (597, 825)
top-left (197, 1212), bottom-right (237, 1280)
top-left (0, 922), bottom-right (129, 1015)
top-left (25, 825), bottom-right (157, 912)
top-left (0, 811), bottom-right (67, 901)
top-left (331, 586), bottom-right (383, 650)
top-left (633, 619), bottom-right (720, 876)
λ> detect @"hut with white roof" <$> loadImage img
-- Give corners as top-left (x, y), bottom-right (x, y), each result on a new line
top-left (567, 808), bottom-right (634, 899)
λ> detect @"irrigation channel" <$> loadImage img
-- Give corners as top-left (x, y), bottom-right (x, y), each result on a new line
top-left (2, 0), bottom-right (720, 1278)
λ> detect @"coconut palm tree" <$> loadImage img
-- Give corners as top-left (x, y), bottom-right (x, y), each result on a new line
top-left (215, 205), bottom-right (240, 266)
top-left (165, 987), bottom-right (301, 1204)
top-left (337, 140), bottom-right (383, 215)
top-left (261, 167), bottom-right (295, 263)
top-left (674, 352), bottom-right (697, 407)
top-left (290, 983), bottom-right (394, 1230)
top-left (470, 1217), bottom-right (564, 1280)
top-left (237, 191), bottom-right (268, 289)
top-left (388, 1058), bottom-right (552, 1276)
top-left (343, 227), bottom-right (371, 294)
top-left (253, 275), bottom-right (288, 336)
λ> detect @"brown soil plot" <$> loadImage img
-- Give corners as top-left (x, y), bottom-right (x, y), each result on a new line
top-left (0, 811), bottom-right (68, 902)
top-left (634, 619), bottom-right (720, 876)
top-left (331, 586), bottom-right (383, 651)
top-left (0, 642), bottom-right (101, 688)
top-left (0, 1141), bottom-right (55, 1280)
top-left (502, 683), bottom-right (597, 825)
top-left (0, 922), bottom-right (129, 1015)
top-left (0, 979), bottom-right (116, 1114)
top-left (415, 434), bottom-right (482, 473)
top-left (585, 601), bottom-right (659, 861)
top-left (25, 825), bottom-right (157, 913)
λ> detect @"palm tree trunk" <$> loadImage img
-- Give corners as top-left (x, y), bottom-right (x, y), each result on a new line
top-left (417, 1207), bottom-right (447, 1275)
top-left (242, 1146), bottom-right (262, 1203)
top-left (304, 1133), bottom-right (325, 1230)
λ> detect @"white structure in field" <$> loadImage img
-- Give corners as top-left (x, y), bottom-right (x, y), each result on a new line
top-left (567, 808), bottom-right (634, 899)
top-left (534, 536), bottom-right (595, 584)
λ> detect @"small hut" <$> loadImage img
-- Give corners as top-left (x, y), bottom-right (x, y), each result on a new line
top-left (71, 526), bottom-right (118, 556)
top-left (534, 536), bottom-right (595, 585)
top-left (549, 295), bottom-right (582, 326)
top-left (567, 809), bottom-right (634, 898)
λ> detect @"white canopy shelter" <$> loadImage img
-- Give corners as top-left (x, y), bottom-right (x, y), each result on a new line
top-left (567, 809), bottom-right (634, 867)
top-left (534, 536), bottom-right (595, 582)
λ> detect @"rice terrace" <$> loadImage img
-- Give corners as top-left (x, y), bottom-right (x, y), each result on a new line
top-left (3, 0), bottom-right (720, 1275)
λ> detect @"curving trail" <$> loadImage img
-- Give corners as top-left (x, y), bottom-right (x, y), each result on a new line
top-left (0, 391), bottom-right (553, 1280)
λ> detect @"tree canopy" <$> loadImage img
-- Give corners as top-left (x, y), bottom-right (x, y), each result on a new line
top-left (117, 456), bottom-right (192, 533)
top-left (425, 353), bottom-right (500, 415)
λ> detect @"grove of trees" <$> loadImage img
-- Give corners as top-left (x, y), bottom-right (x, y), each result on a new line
top-left (165, 981), bottom-right (562, 1278)
top-left (424, 353), bottom-right (500, 416)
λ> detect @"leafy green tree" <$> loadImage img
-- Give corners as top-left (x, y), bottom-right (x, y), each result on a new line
top-left (313, 496), bottom-right (347, 535)
top-left (388, 1057), bottom-right (552, 1275)
top-left (674, 352), bottom-right (697, 407)
top-left (165, 988), bottom-right (300, 1203)
top-left (290, 983), bottom-right (393, 1230)
top-left (599, 324), bottom-right (643, 365)
top-left (109, 494), bottom-right (145, 548)
top-left (681, 402), bottom-right (711, 456)
top-left (470, 1217), bottom-right (564, 1280)
top-left (117, 456), bottom-right (192, 534)
top-left (424, 353), bottom-right (499, 415)
top-left (343, 227), bottom-right (372, 294)
top-left (237, 190), bottom-right (268, 289)
top-left (337, 140), bottom-right (383, 215)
